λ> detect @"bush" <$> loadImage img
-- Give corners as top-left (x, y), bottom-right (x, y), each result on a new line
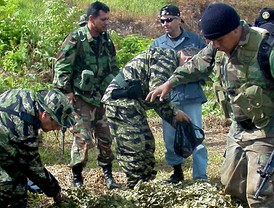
top-left (111, 32), bottom-right (153, 68)
top-left (0, 0), bottom-right (83, 90)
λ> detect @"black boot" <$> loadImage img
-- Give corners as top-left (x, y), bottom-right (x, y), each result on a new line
top-left (72, 164), bottom-right (83, 188)
top-left (102, 164), bottom-right (119, 189)
top-left (166, 164), bottom-right (184, 184)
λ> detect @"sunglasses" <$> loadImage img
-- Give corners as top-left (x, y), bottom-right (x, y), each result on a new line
top-left (160, 17), bottom-right (177, 24)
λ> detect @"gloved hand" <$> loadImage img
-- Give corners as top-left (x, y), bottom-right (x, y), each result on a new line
top-left (53, 191), bottom-right (67, 203)
top-left (111, 80), bottom-right (144, 100)
top-left (127, 80), bottom-right (144, 99)
top-left (111, 88), bottom-right (128, 99)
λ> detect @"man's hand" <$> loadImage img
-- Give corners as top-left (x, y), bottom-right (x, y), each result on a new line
top-left (53, 191), bottom-right (67, 203)
top-left (65, 92), bottom-right (75, 104)
top-left (175, 110), bottom-right (191, 123)
top-left (145, 81), bottom-right (173, 102)
top-left (178, 51), bottom-right (192, 66)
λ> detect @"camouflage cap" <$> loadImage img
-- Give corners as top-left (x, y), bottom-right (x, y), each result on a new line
top-left (36, 89), bottom-right (76, 128)
top-left (79, 14), bottom-right (88, 27)
top-left (254, 7), bottom-right (274, 27)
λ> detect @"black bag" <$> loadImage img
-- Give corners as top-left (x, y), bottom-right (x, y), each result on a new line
top-left (174, 121), bottom-right (205, 158)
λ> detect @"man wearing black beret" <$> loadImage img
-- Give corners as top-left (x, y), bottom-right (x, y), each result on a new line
top-left (147, 3), bottom-right (274, 207)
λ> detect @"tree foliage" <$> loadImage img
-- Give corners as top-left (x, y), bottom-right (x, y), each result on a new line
top-left (0, 0), bottom-right (154, 92)
top-left (0, 0), bottom-right (82, 91)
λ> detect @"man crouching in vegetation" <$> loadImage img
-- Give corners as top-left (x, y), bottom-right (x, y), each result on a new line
top-left (0, 89), bottom-right (75, 207)
top-left (101, 47), bottom-right (195, 189)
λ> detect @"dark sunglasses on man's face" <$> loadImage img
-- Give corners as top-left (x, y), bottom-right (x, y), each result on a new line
top-left (160, 17), bottom-right (177, 24)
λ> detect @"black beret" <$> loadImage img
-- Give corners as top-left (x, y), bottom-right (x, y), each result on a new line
top-left (201, 3), bottom-right (240, 40)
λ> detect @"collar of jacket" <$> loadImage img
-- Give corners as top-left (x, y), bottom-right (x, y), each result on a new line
top-left (82, 25), bottom-right (107, 44)
top-left (238, 20), bottom-right (252, 47)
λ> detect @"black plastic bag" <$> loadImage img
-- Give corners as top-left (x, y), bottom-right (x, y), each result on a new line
top-left (174, 121), bottom-right (205, 158)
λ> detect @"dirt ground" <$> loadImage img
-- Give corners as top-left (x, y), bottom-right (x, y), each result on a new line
top-left (46, 115), bottom-right (229, 193)
top-left (27, 115), bottom-right (233, 207)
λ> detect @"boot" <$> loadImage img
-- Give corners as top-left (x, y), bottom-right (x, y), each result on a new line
top-left (166, 164), bottom-right (184, 184)
top-left (72, 164), bottom-right (83, 188)
top-left (102, 164), bottom-right (119, 189)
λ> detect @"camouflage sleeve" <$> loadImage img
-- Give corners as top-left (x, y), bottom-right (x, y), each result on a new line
top-left (146, 48), bottom-right (180, 126)
top-left (168, 43), bottom-right (215, 87)
top-left (99, 35), bottom-right (120, 93)
top-left (15, 138), bottom-right (61, 197)
top-left (26, 154), bottom-right (61, 197)
top-left (52, 32), bottom-right (78, 93)
top-left (152, 99), bottom-right (177, 127)
top-left (109, 38), bottom-right (119, 76)
top-left (148, 48), bottom-right (179, 91)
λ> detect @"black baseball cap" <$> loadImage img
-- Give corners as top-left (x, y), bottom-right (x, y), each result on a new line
top-left (160, 5), bottom-right (184, 23)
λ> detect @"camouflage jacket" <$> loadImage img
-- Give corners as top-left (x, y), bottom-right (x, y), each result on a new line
top-left (168, 21), bottom-right (274, 124)
top-left (0, 89), bottom-right (61, 197)
top-left (102, 47), bottom-right (180, 126)
top-left (53, 25), bottom-right (119, 106)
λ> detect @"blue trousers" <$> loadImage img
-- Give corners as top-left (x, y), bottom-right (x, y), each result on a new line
top-left (162, 102), bottom-right (208, 180)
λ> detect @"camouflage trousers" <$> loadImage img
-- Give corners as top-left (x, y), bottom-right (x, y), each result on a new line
top-left (221, 120), bottom-right (274, 208)
top-left (0, 165), bottom-right (28, 207)
top-left (105, 105), bottom-right (157, 188)
top-left (70, 96), bottom-right (114, 168)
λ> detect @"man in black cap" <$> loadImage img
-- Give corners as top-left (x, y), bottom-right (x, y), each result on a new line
top-left (254, 7), bottom-right (274, 33)
top-left (150, 5), bottom-right (208, 184)
top-left (147, 2), bottom-right (274, 207)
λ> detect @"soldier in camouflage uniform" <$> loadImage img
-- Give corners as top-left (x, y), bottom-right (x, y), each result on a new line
top-left (101, 47), bottom-right (191, 189)
top-left (0, 89), bottom-right (75, 207)
top-left (147, 3), bottom-right (274, 207)
top-left (53, 1), bottom-right (119, 189)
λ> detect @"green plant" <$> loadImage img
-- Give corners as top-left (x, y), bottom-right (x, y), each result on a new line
top-left (111, 32), bottom-right (153, 68)
top-left (69, 0), bottom-right (167, 18)
top-left (0, 0), bottom-right (83, 91)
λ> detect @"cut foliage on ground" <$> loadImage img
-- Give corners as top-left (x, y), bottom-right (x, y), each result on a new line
top-left (28, 116), bottom-right (248, 208)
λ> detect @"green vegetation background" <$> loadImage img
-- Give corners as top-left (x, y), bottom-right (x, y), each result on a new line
top-left (0, 0), bottom-right (273, 207)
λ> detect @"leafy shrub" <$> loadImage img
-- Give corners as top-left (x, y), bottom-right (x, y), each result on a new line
top-left (0, 0), bottom-right (83, 90)
top-left (111, 32), bottom-right (153, 68)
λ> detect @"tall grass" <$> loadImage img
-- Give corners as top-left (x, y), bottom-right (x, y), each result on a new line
top-left (68, 0), bottom-right (169, 18)
top-left (67, 0), bottom-right (274, 21)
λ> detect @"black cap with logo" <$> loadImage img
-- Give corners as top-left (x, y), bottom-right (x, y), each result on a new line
top-left (160, 5), bottom-right (184, 23)
top-left (254, 7), bottom-right (274, 27)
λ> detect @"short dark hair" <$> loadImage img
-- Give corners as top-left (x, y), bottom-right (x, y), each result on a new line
top-left (86, 1), bottom-right (110, 17)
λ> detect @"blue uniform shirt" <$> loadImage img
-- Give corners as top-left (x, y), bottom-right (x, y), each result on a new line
top-left (151, 28), bottom-right (207, 105)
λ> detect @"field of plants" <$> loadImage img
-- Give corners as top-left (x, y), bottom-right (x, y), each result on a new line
top-left (1, 0), bottom-right (274, 207)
